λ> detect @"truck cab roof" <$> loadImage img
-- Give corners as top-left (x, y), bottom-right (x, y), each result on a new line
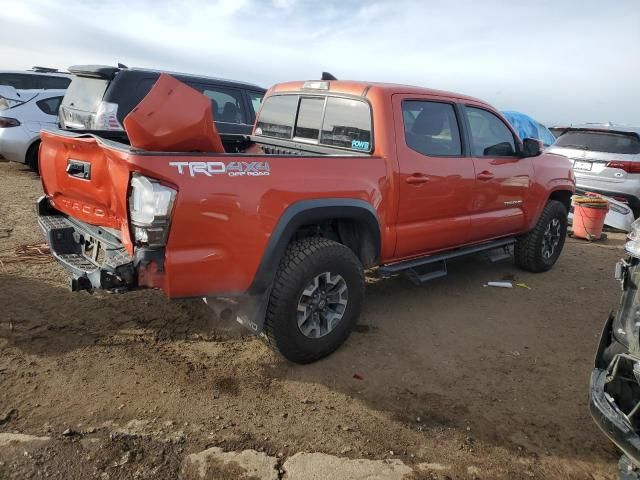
top-left (270, 80), bottom-right (485, 105)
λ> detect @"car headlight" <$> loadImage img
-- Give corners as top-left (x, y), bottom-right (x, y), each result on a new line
top-left (129, 174), bottom-right (176, 247)
top-left (625, 218), bottom-right (640, 258)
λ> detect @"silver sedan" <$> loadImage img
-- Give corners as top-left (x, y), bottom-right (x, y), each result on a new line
top-left (0, 88), bottom-right (65, 172)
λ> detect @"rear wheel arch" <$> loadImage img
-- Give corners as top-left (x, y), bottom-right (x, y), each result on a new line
top-left (249, 199), bottom-right (381, 294)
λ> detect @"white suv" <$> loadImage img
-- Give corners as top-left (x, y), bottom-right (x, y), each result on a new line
top-left (547, 124), bottom-right (640, 214)
top-left (0, 67), bottom-right (71, 90)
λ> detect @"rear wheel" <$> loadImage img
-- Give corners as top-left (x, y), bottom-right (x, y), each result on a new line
top-left (25, 141), bottom-right (40, 174)
top-left (264, 237), bottom-right (365, 364)
top-left (515, 200), bottom-right (568, 272)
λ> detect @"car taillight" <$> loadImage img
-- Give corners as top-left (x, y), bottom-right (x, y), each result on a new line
top-left (92, 101), bottom-right (123, 130)
top-left (0, 117), bottom-right (20, 128)
top-left (607, 160), bottom-right (640, 174)
top-left (129, 174), bottom-right (176, 247)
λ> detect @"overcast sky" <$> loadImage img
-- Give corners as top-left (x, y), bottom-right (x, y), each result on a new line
top-left (1, 0), bottom-right (638, 125)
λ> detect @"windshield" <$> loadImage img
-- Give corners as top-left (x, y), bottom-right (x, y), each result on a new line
top-left (555, 129), bottom-right (640, 154)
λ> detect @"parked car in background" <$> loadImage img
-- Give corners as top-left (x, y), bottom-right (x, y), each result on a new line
top-left (547, 124), bottom-right (640, 214)
top-left (59, 65), bottom-right (265, 151)
top-left (0, 88), bottom-right (65, 171)
top-left (0, 67), bottom-right (71, 90)
top-left (590, 219), bottom-right (640, 479)
top-left (549, 125), bottom-right (569, 139)
top-left (502, 111), bottom-right (556, 147)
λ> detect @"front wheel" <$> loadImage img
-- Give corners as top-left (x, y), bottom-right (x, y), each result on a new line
top-left (264, 237), bottom-right (365, 364)
top-left (515, 200), bottom-right (568, 273)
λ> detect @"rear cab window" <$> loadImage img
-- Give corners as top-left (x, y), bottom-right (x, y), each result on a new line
top-left (555, 130), bottom-right (640, 154)
top-left (255, 94), bottom-right (372, 153)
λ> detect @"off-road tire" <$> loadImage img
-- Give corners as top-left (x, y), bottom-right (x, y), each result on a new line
top-left (515, 200), bottom-right (568, 273)
top-left (26, 141), bottom-right (40, 174)
top-left (264, 237), bottom-right (365, 364)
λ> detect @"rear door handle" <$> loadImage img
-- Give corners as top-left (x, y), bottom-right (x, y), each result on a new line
top-left (406, 174), bottom-right (430, 185)
top-left (477, 171), bottom-right (494, 181)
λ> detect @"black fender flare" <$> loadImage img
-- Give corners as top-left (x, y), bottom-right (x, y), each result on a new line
top-left (248, 198), bottom-right (381, 295)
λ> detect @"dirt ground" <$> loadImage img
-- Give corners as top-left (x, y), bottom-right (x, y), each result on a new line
top-left (0, 160), bottom-right (624, 479)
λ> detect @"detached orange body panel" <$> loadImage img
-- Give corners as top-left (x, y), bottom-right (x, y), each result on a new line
top-left (38, 79), bottom-right (575, 300)
top-left (124, 73), bottom-right (224, 153)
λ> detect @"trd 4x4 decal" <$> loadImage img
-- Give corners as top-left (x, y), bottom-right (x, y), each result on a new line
top-left (169, 161), bottom-right (270, 177)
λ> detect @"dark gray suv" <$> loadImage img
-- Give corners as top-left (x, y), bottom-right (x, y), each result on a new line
top-left (59, 65), bottom-right (265, 150)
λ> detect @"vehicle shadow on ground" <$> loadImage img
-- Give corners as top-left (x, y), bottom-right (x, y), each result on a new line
top-left (0, 272), bottom-right (247, 355)
top-left (263, 244), bottom-right (621, 467)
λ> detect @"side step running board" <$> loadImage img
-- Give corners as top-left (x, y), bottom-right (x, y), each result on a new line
top-left (378, 237), bottom-right (516, 285)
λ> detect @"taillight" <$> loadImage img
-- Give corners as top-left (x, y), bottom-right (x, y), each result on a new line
top-left (0, 117), bottom-right (20, 128)
top-left (92, 101), bottom-right (123, 130)
top-left (606, 160), bottom-right (640, 174)
top-left (129, 174), bottom-right (176, 247)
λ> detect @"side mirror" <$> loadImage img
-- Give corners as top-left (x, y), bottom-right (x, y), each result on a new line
top-left (522, 138), bottom-right (543, 157)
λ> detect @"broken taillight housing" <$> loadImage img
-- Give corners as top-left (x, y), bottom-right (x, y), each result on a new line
top-left (92, 101), bottom-right (124, 130)
top-left (625, 218), bottom-right (640, 258)
top-left (129, 174), bottom-right (176, 247)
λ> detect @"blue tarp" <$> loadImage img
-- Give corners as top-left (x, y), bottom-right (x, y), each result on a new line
top-left (501, 111), bottom-right (556, 147)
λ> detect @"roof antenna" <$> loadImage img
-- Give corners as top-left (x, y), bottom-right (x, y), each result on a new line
top-left (117, 63), bottom-right (128, 69)
top-left (321, 72), bottom-right (337, 80)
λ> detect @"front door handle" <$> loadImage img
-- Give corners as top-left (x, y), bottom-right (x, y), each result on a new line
top-left (406, 174), bottom-right (430, 185)
top-left (477, 171), bottom-right (494, 181)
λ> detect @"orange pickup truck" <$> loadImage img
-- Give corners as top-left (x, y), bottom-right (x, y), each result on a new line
top-left (37, 75), bottom-right (575, 363)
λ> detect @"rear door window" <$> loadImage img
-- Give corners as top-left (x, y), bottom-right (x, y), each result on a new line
top-left (466, 107), bottom-right (516, 156)
top-left (555, 130), bottom-right (640, 154)
top-left (198, 86), bottom-right (246, 124)
top-left (402, 100), bottom-right (462, 156)
top-left (36, 96), bottom-right (63, 116)
top-left (255, 95), bottom-right (299, 139)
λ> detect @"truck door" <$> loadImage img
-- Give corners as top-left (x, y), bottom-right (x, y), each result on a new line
top-left (463, 106), bottom-right (532, 241)
top-left (393, 95), bottom-right (475, 259)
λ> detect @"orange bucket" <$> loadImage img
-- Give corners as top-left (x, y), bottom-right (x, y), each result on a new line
top-left (572, 194), bottom-right (609, 240)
